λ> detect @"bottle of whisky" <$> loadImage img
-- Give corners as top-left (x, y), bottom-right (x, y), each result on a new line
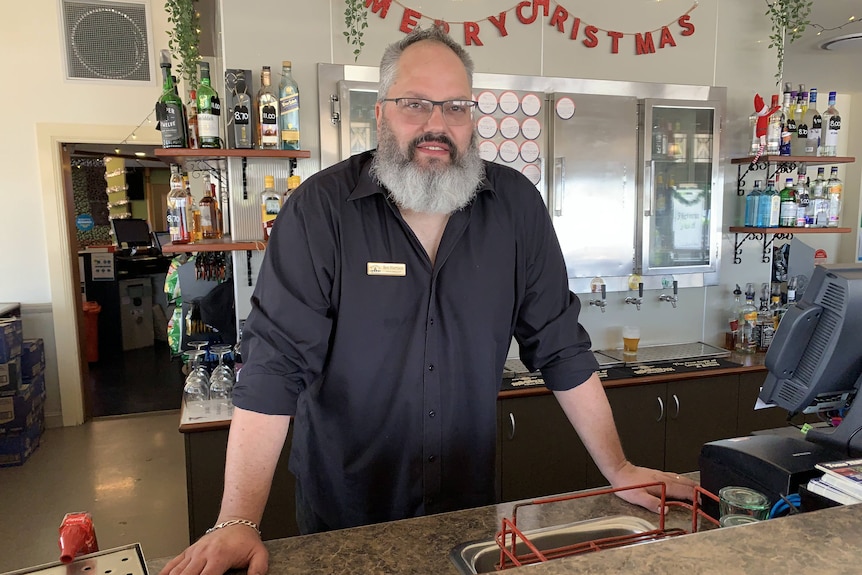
top-left (156, 50), bottom-right (187, 148)
top-left (278, 61), bottom-right (301, 150)
top-left (183, 175), bottom-right (202, 242)
top-left (256, 67), bottom-right (280, 150)
top-left (284, 174), bottom-right (301, 202)
top-left (167, 165), bottom-right (191, 243)
top-left (186, 89), bottom-right (200, 149)
top-left (261, 175), bottom-right (281, 240)
top-left (197, 62), bottom-right (221, 148)
top-left (199, 174), bottom-right (222, 239)
top-left (232, 74), bottom-right (253, 149)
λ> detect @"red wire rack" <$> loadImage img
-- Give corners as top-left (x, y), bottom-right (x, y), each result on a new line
top-left (495, 482), bottom-right (720, 571)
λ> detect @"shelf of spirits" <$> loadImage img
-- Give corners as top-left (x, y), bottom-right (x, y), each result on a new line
top-left (731, 155), bottom-right (855, 196)
top-left (160, 236), bottom-right (267, 254)
top-left (729, 226), bottom-right (851, 265)
top-left (153, 148), bottom-right (311, 163)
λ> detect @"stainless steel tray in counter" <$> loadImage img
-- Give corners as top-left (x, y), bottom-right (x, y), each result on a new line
top-left (503, 352), bottom-right (625, 378)
top-left (596, 341), bottom-right (730, 366)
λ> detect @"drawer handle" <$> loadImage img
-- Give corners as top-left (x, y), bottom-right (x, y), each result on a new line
top-left (671, 394), bottom-right (680, 419)
top-left (508, 413), bottom-right (516, 440)
top-left (656, 396), bottom-right (665, 422)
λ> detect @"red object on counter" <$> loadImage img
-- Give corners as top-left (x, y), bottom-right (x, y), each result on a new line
top-left (58, 512), bottom-right (99, 563)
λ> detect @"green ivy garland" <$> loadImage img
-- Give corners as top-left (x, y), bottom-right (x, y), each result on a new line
top-left (765, 0), bottom-right (812, 85)
top-left (165, 0), bottom-right (201, 91)
top-left (344, 0), bottom-right (368, 62)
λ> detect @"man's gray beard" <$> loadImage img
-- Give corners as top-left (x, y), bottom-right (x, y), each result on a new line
top-left (370, 121), bottom-right (484, 214)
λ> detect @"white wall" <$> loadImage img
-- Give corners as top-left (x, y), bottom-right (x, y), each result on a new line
top-left (2, 0), bottom-right (859, 425)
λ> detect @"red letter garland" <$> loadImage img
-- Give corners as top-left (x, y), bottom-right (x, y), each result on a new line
top-left (368, 0), bottom-right (698, 55)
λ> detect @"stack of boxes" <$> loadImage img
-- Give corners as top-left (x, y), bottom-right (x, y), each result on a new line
top-left (0, 318), bottom-right (46, 467)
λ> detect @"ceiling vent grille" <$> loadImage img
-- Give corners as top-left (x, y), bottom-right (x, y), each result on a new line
top-left (61, 0), bottom-right (151, 82)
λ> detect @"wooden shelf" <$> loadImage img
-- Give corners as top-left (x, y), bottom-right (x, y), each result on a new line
top-left (160, 237), bottom-right (267, 254)
top-left (153, 148), bottom-right (311, 162)
top-left (731, 155), bottom-right (855, 165)
top-left (729, 226), bottom-right (851, 234)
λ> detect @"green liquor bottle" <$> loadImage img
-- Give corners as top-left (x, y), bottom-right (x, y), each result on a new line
top-left (197, 62), bottom-right (221, 149)
top-left (156, 50), bottom-right (187, 148)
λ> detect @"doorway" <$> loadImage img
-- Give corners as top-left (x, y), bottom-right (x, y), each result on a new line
top-left (65, 142), bottom-right (183, 417)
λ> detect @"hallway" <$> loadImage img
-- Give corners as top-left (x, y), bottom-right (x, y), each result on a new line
top-left (0, 411), bottom-right (189, 572)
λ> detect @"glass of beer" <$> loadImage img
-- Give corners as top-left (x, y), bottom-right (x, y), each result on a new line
top-left (623, 326), bottom-right (640, 354)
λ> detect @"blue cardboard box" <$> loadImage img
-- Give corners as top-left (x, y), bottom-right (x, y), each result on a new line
top-left (0, 357), bottom-right (21, 396)
top-left (0, 318), bottom-right (22, 363)
top-left (20, 339), bottom-right (45, 384)
top-left (0, 373), bottom-right (45, 435)
top-left (0, 413), bottom-right (44, 467)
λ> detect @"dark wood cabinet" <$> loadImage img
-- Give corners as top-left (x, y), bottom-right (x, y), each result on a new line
top-left (497, 394), bottom-right (589, 502)
top-left (588, 375), bottom-right (739, 485)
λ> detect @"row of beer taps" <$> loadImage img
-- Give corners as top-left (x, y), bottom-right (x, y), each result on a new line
top-left (588, 281), bottom-right (679, 312)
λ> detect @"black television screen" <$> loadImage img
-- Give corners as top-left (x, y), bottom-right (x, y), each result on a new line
top-left (112, 218), bottom-right (152, 248)
top-left (759, 263), bottom-right (862, 456)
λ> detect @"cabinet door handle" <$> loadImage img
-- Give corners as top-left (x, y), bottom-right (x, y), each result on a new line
top-left (655, 396), bottom-right (665, 422)
top-left (507, 413), bottom-right (516, 440)
top-left (671, 394), bottom-right (680, 419)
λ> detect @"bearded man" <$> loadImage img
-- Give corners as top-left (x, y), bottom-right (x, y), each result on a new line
top-left (160, 25), bottom-right (695, 575)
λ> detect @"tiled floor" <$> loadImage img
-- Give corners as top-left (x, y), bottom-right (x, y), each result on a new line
top-left (0, 411), bottom-right (189, 573)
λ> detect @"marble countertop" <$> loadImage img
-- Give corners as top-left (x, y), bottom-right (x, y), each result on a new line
top-left (147, 479), bottom-right (861, 575)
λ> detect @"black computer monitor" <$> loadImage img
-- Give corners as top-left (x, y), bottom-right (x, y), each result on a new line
top-left (759, 263), bottom-right (862, 456)
top-left (112, 218), bottom-right (152, 248)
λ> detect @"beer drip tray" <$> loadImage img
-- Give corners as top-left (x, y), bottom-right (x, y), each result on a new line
top-left (4, 544), bottom-right (148, 575)
top-left (596, 342), bottom-right (730, 366)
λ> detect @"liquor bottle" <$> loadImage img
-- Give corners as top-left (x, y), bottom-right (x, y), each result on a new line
top-left (736, 283), bottom-right (758, 354)
top-left (231, 74), bottom-right (253, 149)
top-left (748, 111), bottom-right (760, 156)
top-left (756, 283), bottom-right (773, 352)
top-left (778, 177), bottom-right (797, 227)
top-left (284, 174), bottom-right (301, 202)
top-left (186, 89), bottom-right (200, 149)
top-left (184, 175), bottom-right (202, 242)
top-left (819, 91), bottom-right (841, 157)
top-left (156, 50), bottom-right (187, 148)
top-left (810, 167), bottom-right (829, 227)
top-left (825, 166), bottom-right (843, 227)
top-left (197, 62), bottom-right (221, 148)
top-left (786, 276), bottom-right (799, 310)
top-left (278, 61), bottom-right (301, 150)
top-left (790, 91), bottom-right (807, 156)
top-left (726, 284), bottom-right (743, 350)
top-left (757, 177), bottom-right (780, 228)
top-left (798, 85), bottom-right (808, 116)
top-left (769, 283), bottom-right (783, 334)
top-left (744, 180), bottom-right (762, 227)
top-left (199, 174), bottom-right (221, 239)
top-left (167, 165), bottom-right (191, 244)
top-left (779, 90), bottom-right (793, 156)
top-left (261, 175), bottom-right (281, 240)
top-left (256, 67), bottom-right (280, 150)
top-left (765, 94), bottom-right (781, 156)
top-left (803, 88), bottom-right (821, 156)
top-left (794, 170), bottom-right (810, 227)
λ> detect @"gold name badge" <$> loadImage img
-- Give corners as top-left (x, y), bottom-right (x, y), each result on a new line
top-left (367, 262), bottom-right (406, 277)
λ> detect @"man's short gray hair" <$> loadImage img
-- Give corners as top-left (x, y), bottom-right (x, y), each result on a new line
top-left (377, 26), bottom-right (474, 101)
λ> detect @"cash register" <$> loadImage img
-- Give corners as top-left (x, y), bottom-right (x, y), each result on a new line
top-left (700, 263), bottom-right (862, 515)
top-left (112, 218), bottom-right (171, 276)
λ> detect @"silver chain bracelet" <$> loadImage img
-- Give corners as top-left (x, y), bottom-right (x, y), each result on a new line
top-left (205, 518), bottom-right (261, 536)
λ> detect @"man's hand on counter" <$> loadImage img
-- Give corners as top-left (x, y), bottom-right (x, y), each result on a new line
top-left (606, 462), bottom-right (699, 514)
top-left (158, 525), bottom-right (268, 575)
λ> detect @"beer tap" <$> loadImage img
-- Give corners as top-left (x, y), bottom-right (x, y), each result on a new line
top-left (625, 282), bottom-right (644, 311)
top-left (589, 284), bottom-right (607, 312)
top-left (659, 280), bottom-right (679, 308)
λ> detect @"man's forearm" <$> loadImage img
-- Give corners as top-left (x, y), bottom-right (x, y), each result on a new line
top-left (553, 373), bottom-right (628, 482)
top-left (218, 407), bottom-right (292, 524)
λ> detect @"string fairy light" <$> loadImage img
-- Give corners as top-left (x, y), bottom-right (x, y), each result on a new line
top-left (810, 14), bottom-right (859, 35)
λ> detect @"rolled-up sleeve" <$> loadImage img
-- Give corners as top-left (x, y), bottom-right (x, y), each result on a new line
top-left (513, 184), bottom-right (598, 391)
top-left (233, 185), bottom-right (338, 416)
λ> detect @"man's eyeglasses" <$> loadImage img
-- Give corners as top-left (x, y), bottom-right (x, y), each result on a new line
top-left (381, 98), bottom-right (478, 126)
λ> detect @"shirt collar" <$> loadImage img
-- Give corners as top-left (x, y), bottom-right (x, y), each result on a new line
top-left (347, 151), bottom-right (496, 203)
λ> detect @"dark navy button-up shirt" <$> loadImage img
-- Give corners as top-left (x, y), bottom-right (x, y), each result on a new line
top-left (234, 150), bottom-right (598, 530)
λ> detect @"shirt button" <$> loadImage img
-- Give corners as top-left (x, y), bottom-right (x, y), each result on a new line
top-left (428, 364), bottom-right (435, 371)
top-left (428, 455), bottom-right (436, 462)
top-left (428, 410), bottom-right (436, 418)
top-left (429, 318), bottom-right (435, 325)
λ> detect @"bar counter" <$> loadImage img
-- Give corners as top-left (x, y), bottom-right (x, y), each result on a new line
top-left (146, 474), bottom-right (862, 574)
